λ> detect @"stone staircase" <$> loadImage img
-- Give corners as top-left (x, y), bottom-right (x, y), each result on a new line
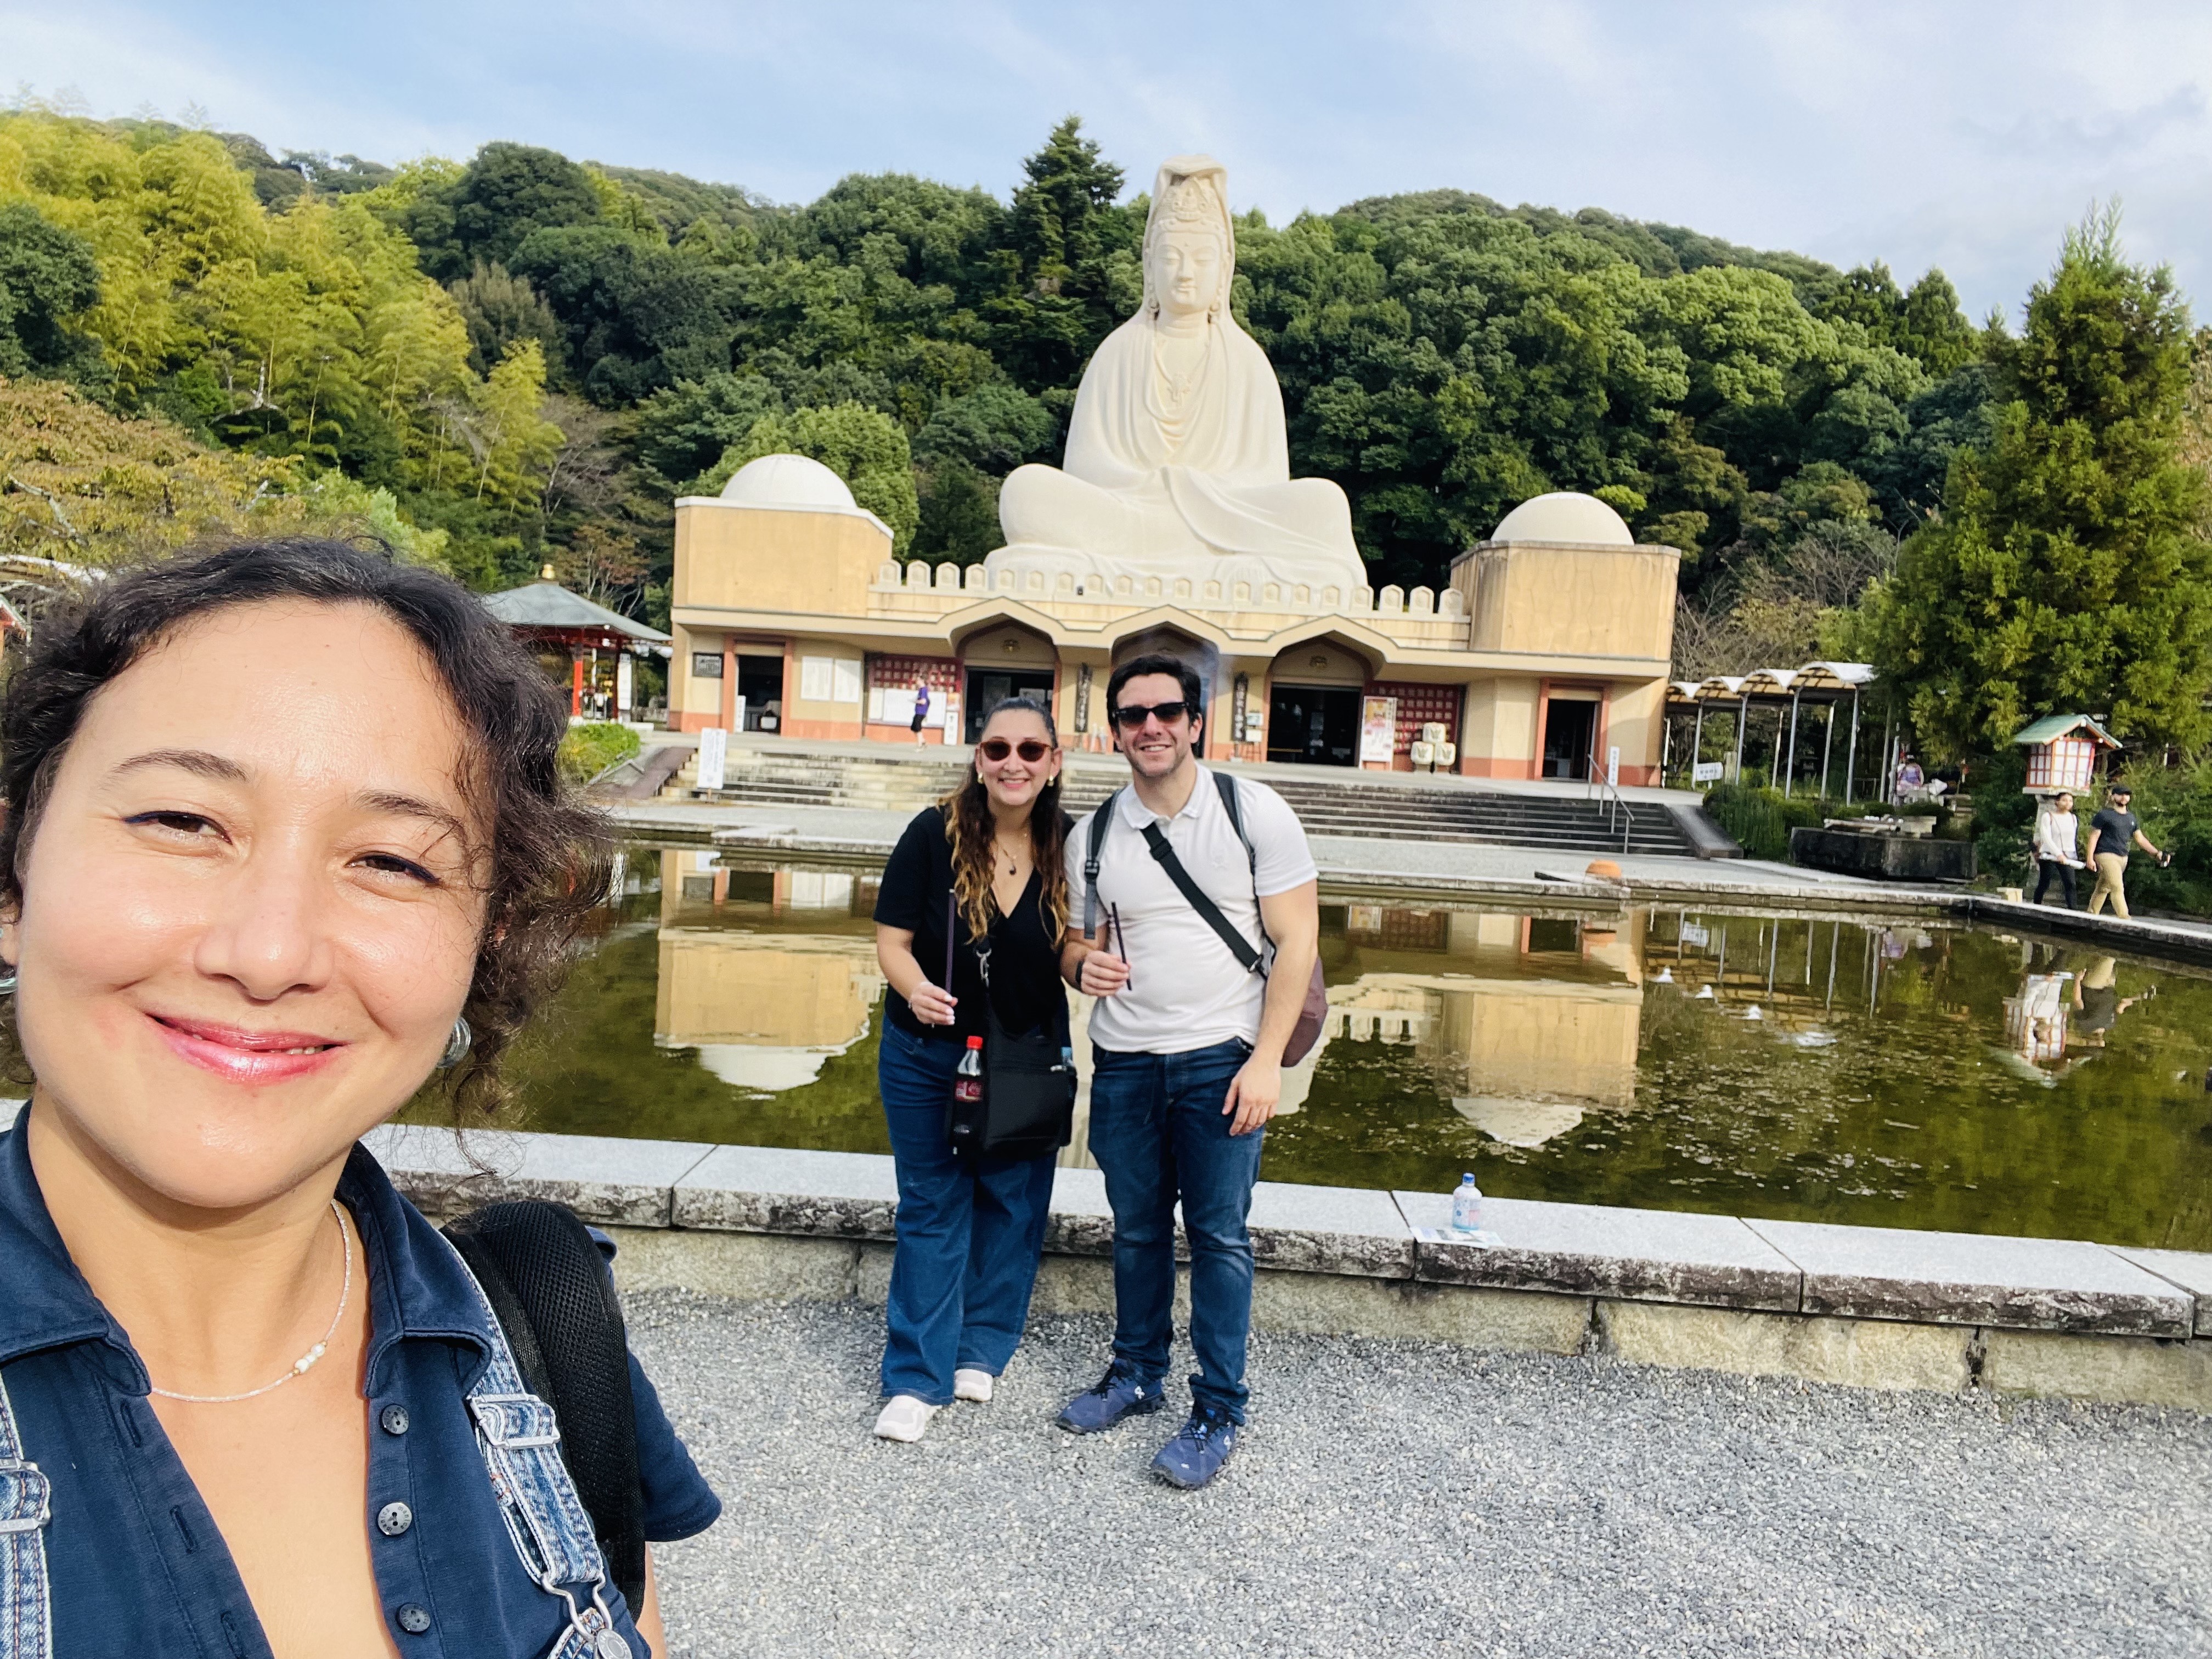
top-left (674, 742), bottom-right (1697, 856)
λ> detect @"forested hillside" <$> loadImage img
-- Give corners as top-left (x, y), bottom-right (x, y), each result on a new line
top-left (0, 104), bottom-right (2009, 668)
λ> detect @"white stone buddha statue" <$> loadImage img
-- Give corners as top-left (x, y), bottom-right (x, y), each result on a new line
top-left (985, 156), bottom-right (1367, 599)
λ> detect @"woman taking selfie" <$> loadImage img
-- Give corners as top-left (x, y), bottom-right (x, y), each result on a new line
top-left (870, 697), bottom-right (1073, 1442)
top-left (0, 541), bottom-right (718, 1657)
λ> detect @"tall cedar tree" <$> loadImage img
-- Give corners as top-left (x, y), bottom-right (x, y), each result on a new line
top-left (1870, 212), bottom-right (2212, 759)
top-left (988, 117), bottom-right (1133, 390)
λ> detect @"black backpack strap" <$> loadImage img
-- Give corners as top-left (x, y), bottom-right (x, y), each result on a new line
top-left (443, 1201), bottom-right (647, 1614)
top-left (1138, 820), bottom-right (1265, 975)
top-left (1082, 789), bottom-right (1119, 936)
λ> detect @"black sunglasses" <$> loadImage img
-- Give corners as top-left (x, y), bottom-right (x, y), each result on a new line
top-left (1111, 699), bottom-right (1192, 729)
top-left (978, 737), bottom-right (1053, 763)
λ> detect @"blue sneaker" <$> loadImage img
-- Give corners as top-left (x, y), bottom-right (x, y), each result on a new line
top-left (1056, 1362), bottom-right (1165, 1434)
top-left (1150, 1407), bottom-right (1238, 1489)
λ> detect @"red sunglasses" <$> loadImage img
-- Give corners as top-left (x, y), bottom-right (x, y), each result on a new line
top-left (978, 737), bottom-right (1053, 763)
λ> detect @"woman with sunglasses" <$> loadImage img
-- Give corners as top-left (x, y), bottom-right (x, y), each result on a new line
top-left (870, 697), bottom-right (1073, 1441)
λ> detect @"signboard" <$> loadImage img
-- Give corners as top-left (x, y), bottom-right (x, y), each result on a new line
top-left (1692, 760), bottom-right (1724, 784)
top-left (1680, 921), bottom-right (1709, 948)
top-left (940, 693), bottom-right (960, 736)
top-left (1358, 696), bottom-right (1397, 766)
top-left (616, 652), bottom-right (634, 718)
top-left (1606, 745), bottom-right (1620, 788)
top-left (696, 727), bottom-right (728, 792)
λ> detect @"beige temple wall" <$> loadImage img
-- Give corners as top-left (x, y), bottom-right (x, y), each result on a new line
top-left (1459, 679), bottom-right (1542, 780)
top-left (675, 503), bottom-right (893, 619)
top-left (1451, 542), bottom-right (1678, 662)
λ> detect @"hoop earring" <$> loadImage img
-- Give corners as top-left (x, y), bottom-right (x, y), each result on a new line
top-left (438, 1015), bottom-right (472, 1070)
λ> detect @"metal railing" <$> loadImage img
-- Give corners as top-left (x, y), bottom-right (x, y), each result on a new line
top-left (1587, 768), bottom-right (1635, 855)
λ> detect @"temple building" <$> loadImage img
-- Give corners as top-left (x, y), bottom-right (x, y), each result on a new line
top-left (667, 154), bottom-right (1681, 783)
top-left (667, 467), bottom-right (1680, 781)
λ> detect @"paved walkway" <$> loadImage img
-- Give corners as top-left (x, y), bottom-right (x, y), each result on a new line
top-left (636, 1294), bottom-right (2211, 1659)
top-left (610, 798), bottom-right (1861, 893)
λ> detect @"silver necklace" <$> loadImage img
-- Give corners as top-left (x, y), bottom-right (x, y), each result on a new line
top-left (149, 1199), bottom-right (352, 1404)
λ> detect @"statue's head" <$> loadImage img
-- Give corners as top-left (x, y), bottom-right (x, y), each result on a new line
top-left (1142, 157), bottom-right (1234, 325)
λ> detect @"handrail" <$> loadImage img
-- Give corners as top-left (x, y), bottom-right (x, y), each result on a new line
top-left (1586, 767), bottom-right (1634, 855)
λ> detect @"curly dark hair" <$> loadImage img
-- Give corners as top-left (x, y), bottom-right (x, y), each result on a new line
top-left (0, 538), bottom-right (612, 1121)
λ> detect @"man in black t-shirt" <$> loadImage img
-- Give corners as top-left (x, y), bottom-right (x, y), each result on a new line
top-left (2086, 785), bottom-right (2167, 918)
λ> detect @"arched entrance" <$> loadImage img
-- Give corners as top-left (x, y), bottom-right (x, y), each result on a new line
top-left (1267, 639), bottom-right (1369, 766)
top-left (958, 620), bottom-right (1057, 743)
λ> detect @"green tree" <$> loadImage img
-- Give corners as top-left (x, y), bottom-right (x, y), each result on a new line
top-left (698, 401), bottom-right (918, 551)
top-left (405, 143), bottom-right (602, 282)
top-left (988, 117), bottom-right (1138, 390)
top-left (0, 202), bottom-right (105, 387)
top-left (1869, 211), bottom-right (2212, 758)
top-left (448, 261), bottom-right (565, 376)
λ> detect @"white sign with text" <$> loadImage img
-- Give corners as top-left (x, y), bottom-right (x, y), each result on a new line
top-left (696, 727), bottom-right (729, 792)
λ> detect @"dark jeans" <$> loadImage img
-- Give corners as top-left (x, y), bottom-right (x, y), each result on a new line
top-left (878, 1020), bottom-right (1058, 1405)
top-left (1087, 1037), bottom-right (1266, 1424)
top-left (2034, 859), bottom-right (2078, 909)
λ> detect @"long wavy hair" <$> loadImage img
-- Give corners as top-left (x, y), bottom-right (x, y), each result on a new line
top-left (943, 696), bottom-right (1070, 944)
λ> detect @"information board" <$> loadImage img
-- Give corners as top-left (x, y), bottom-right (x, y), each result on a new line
top-left (1358, 696), bottom-right (1398, 765)
top-left (696, 726), bottom-right (729, 792)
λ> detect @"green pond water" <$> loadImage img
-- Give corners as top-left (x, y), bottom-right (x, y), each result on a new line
top-left (466, 843), bottom-right (2212, 1252)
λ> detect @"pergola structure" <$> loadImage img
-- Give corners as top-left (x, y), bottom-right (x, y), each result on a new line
top-left (1664, 661), bottom-right (1880, 801)
top-left (480, 579), bottom-right (672, 719)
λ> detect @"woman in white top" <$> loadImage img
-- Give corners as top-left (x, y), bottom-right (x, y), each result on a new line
top-left (2033, 791), bottom-right (2084, 908)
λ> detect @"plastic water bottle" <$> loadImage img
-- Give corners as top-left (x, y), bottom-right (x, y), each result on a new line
top-left (954, 1037), bottom-right (985, 1105)
top-left (1450, 1173), bottom-right (1483, 1237)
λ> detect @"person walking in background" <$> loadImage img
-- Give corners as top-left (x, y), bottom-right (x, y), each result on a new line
top-left (1056, 653), bottom-right (1321, 1490)
top-left (870, 697), bottom-right (1073, 1442)
top-left (2033, 790), bottom-right (2085, 908)
top-left (2086, 783), bottom-right (2169, 917)
top-left (910, 677), bottom-right (933, 744)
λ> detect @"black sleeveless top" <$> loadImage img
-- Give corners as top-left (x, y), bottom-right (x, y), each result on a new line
top-left (873, 806), bottom-right (1072, 1042)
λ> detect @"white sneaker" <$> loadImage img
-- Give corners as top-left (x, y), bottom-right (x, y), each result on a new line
top-left (873, 1396), bottom-right (938, 1442)
top-left (953, 1368), bottom-right (995, 1403)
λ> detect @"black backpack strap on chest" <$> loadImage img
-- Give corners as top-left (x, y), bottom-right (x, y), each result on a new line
top-left (442, 1200), bottom-right (647, 1615)
top-left (1138, 770), bottom-right (1269, 978)
top-left (1082, 789), bottom-right (1120, 936)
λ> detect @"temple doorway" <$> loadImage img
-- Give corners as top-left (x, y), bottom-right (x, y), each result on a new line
top-left (1542, 697), bottom-right (1595, 779)
top-left (1268, 684), bottom-right (1360, 765)
top-left (964, 669), bottom-right (1056, 741)
top-left (736, 654), bottom-right (784, 731)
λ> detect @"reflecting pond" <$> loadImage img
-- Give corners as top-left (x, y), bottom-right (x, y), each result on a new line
top-left (468, 844), bottom-right (2212, 1252)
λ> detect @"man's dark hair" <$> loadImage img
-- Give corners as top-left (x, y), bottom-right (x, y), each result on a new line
top-left (0, 537), bottom-right (611, 1121)
top-left (1106, 653), bottom-right (1203, 726)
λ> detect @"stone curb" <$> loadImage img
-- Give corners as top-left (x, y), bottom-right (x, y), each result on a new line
top-left (357, 1126), bottom-right (2211, 1351)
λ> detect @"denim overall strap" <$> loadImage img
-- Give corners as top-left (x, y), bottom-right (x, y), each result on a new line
top-left (0, 1371), bottom-right (53, 1659)
top-left (448, 1240), bottom-right (633, 1659)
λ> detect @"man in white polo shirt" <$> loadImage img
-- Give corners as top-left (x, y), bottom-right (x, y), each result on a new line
top-left (1055, 652), bottom-right (1321, 1489)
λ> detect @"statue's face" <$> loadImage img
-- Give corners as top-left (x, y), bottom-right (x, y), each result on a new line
top-left (1148, 224), bottom-right (1226, 320)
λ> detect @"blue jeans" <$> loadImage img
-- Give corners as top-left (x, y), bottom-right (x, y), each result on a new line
top-left (878, 1020), bottom-right (1058, 1405)
top-left (1087, 1037), bottom-right (1266, 1423)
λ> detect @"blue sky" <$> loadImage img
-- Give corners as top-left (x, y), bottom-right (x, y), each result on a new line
top-left (9, 0), bottom-right (2212, 321)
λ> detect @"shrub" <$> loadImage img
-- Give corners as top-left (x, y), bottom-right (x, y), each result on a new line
top-left (557, 720), bottom-right (640, 783)
top-left (1700, 782), bottom-right (1875, 861)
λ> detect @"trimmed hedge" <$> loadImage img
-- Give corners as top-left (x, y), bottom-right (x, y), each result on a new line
top-left (557, 721), bottom-right (642, 785)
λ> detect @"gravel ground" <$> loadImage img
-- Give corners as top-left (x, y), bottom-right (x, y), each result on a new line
top-left (630, 1291), bottom-right (2212, 1659)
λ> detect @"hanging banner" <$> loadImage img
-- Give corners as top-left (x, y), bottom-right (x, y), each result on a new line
top-left (696, 727), bottom-right (729, 792)
top-left (1358, 696), bottom-right (1398, 766)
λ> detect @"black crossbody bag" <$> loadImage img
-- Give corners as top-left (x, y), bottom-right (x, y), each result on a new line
top-left (941, 894), bottom-right (1076, 1160)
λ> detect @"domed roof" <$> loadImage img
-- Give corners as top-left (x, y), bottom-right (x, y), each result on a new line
top-left (1489, 491), bottom-right (1634, 546)
top-left (719, 453), bottom-right (857, 511)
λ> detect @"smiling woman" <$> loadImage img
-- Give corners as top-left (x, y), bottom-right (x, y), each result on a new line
top-left (0, 540), bottom-right (718, 1658)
